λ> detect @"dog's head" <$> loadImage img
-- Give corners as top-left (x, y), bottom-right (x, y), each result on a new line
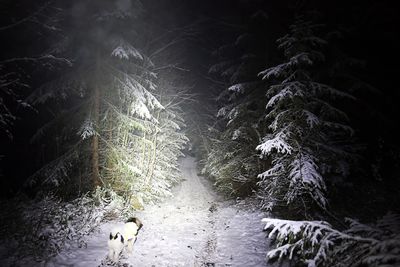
top-left (109, 231), bottom-right (124, 243)
top-left (126, 217), bottom-right (143, 231)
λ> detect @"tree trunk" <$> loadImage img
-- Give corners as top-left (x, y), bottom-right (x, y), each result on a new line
top-left (92, 51), bottom-right (101, 188)
top-left (92, 73), bottom-right (101, 188)
top-left (147, 111), bottom-right (160, 186)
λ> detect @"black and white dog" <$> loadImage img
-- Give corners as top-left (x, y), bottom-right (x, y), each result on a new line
top-left (108, 217), bottom-right (143, 262)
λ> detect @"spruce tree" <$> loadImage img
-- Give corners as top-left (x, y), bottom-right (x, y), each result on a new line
top-left (203, 12), bottom-right (270, 196)
top-left (25, 0), bottom-right (187, 205)
top-left (257, 19), bottom-right (355, 214)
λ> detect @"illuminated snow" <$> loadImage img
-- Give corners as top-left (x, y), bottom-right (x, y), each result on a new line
top-left (40, 157), bottom-right (273, 267)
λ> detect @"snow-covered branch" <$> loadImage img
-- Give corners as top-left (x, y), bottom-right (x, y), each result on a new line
top-left (262, 214), bottom-right (400, 267)
top-left (0, 1), bottom-right (52, 32)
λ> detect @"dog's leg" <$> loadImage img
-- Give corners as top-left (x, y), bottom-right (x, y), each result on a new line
top-left (108, 249), bottom-right (113, 261)
top-left (126, 238), bottom-right (135, 253)
top-left (127, 240), bottom-right (133, 253)
top-left (109, 247), bottom-right (121, 262)
top-left (113, 250), bottom-right (119, 262)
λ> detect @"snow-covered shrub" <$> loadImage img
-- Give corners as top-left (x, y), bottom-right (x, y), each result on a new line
top-left (0, 188), bottom-right (132, 263)
top-left (262, 213), bottom-right (400, 266)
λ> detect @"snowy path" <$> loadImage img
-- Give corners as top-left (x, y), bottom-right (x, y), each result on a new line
top-left (46, 156), bottom-right (270, 267)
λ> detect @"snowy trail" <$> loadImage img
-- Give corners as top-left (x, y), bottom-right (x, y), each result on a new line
top-left (45, 156), bottom-right (270, 267)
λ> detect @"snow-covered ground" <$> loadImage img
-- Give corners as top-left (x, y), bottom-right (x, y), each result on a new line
top-left (15, 156), bottom-right (273, 267)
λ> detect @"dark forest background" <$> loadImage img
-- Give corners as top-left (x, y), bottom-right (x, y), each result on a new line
top-left (1, 0), bottom-right (400, 266)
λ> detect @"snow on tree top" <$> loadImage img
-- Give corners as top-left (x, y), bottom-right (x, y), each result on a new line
top-left (111, 41), bottom-right (143, 61)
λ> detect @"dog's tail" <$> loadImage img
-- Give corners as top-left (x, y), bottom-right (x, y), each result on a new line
top-left (126, 217), bottom-right (143, 232)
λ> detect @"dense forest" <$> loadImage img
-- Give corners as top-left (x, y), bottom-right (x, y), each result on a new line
top-left (1, 0), bottom-right (399, 266)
